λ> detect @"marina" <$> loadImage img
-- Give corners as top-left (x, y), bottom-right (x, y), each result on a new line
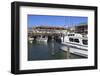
top-left (28, 24), bottom-right (88, 61)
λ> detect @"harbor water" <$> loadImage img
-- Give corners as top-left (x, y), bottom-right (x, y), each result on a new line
top-left (28, 40), bottom-right (86, 61)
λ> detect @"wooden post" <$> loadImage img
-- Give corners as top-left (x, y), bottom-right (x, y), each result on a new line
top-left (63, 35), bottom-right (64, 42)
top-left (51, 41), bottom-right (55, 55)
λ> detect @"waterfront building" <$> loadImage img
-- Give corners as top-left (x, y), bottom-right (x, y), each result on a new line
top-left (28, 25), bottom-right (68, 36)
top-left (67, 23), bottom-right (87, 34)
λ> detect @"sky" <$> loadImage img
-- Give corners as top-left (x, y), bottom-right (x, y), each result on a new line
top-left (28, 15), bottom-right (88, 27)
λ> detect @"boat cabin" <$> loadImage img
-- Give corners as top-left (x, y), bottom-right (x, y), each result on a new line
top-left (61, 33), bottom-right (88, 46)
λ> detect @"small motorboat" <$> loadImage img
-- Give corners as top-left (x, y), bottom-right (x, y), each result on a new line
top-left (28, 37), bottom-right (34, 43)
top-left (37, 36), bottom-right (48, 42)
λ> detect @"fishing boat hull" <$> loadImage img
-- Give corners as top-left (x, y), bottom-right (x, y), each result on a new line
top-left (60, 42), bottom-right (88, 57)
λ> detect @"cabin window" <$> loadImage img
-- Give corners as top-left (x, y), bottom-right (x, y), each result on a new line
top-left (69, 38), bottom-right (74, 42)
top-left (74, 39), bottom-right (79, 43)
top-left (82, 40), bottom-right (88, 45)
top-left (68, 34), bottom-right (74, 36)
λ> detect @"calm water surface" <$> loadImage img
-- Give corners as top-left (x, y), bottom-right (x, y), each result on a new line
top-left (28, 40), bottom-right (85, 61)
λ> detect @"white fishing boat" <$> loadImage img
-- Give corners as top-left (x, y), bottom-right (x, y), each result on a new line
top-left (37, 36), bottom-right (48, 42)
top-left (60, 33), bottom-right (88, 57)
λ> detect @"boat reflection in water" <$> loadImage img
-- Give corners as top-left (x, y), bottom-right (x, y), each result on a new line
top-left (28, 38), bottom-right (86, 61)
